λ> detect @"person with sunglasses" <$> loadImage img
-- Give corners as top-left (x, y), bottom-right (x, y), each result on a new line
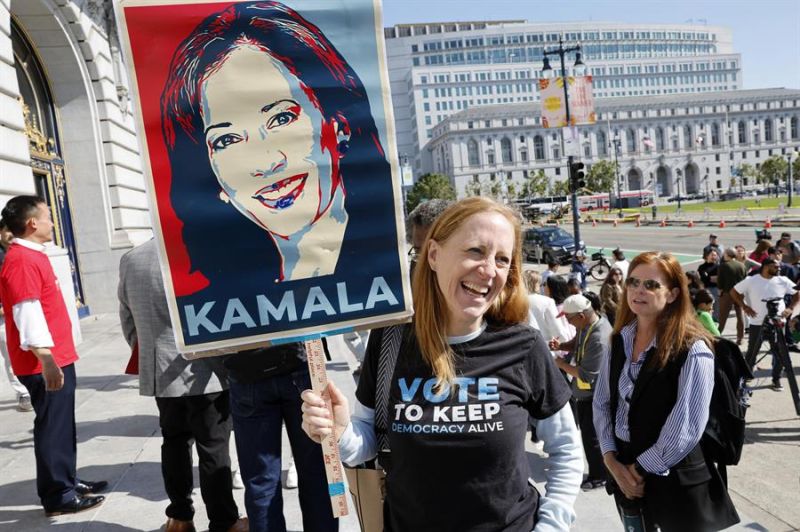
top-left (593, 252), bottom-right (739, 531)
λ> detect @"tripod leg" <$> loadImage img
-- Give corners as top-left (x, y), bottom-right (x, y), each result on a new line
top-left (771, 325), bottom-right (800, 416)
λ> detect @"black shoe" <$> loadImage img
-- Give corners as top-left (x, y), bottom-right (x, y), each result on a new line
top-left (770, 381), bottom-right (784, 391)
top-left (45, 495), bottom-right (105, 516)
top-left (788, 345), bottom-right (800, 353)
top-left (75, 479), bottom-right (108, 496)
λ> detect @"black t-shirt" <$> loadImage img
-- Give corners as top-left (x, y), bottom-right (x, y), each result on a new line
top-left (356, 322), bottom-right (571, 532)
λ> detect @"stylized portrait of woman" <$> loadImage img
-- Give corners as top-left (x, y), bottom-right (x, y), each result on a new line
top-left (161, 1), bottom-right (394, 287)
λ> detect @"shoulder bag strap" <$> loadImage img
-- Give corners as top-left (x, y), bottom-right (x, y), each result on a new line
top-left (375, 324), bottom-right (404, 452)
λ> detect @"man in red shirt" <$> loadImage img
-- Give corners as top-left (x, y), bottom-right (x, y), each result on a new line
top-left (0, 196), bottom-right (106, 515)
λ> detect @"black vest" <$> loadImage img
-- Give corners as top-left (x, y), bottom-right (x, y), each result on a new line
top-left (608, 333), bottom-right (739, 531)
top-left (609, 335), bottom-right (691, 459)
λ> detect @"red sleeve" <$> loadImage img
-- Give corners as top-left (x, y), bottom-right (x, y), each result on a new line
top-left (2, 257), bottom-right (43, 306)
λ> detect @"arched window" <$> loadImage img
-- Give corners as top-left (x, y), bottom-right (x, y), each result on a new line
top-left (534, 135), bottom-right (545, 160)
top-left (711, 123), bottom-right (720, 146)
top-left (656, 127), bottom-right (665, 151)
top-left (792, 117), bottom-right (799, 140)
top-left (764, 119), bottom-right (773, 142)
top-left (626, 128), bottom-right (636, 153)
top-left (684, 124), bottom-right (692, 149)
top-left (597, 130), bottom-right (607, 156)
top-left (500, 137), bottom-right (513, 164)
top-left (738, 121), bottom-right (746, 144)
top-left (467, 139), bottom-right (480, 166)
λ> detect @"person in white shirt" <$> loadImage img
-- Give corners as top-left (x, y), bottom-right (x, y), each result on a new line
top-left (525, 270), bottom-right (571, 346)
top-left (612, 248), bottom-right (630, 279)
top-left (730, 258), bottom-right (799, 391)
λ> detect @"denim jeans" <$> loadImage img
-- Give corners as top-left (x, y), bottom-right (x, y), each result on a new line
top-left (229, 368), bottom-right (338, 532)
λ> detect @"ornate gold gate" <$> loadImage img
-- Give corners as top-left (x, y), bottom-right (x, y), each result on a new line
top-left (22, 103), bottom-right (87, 314)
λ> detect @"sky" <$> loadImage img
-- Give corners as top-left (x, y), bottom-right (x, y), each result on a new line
top-left (382, 0), bottom-right (800, 90)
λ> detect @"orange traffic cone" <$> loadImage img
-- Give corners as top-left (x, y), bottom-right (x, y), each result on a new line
top-left (659, 219), bottom-right (666, 227)
top-left (688, 219), bottom-right (694, 228)
top-left (765, 217), bottom-right (772, 229)
top-left (719, 219), bottom-right (726, 228)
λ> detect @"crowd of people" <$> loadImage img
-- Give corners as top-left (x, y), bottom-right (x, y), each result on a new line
top-left (1, 191), bottom-right (795, 531)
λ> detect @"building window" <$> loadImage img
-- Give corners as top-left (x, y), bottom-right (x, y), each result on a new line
top-left (597, 131), bottom-right (607, 156)
top-left (467, 139), bottom-right (480, 167)
top-left (553, 146), bottom-right (560, 159)
top-left (656, 127), bottom-right (665, 151)
top-left (684, 124), bottom-right (693, 149)
top-left (791, 117), bottom-right (799, 140)
top-left (468, 121), bottom-right (474, 129)
top-left (520, 149), bottom-right (528, 162)
top-left (584, 144), bottom-right (592, 158)
top-left (534, 135), bottom-right (545, 160)
top-left (487, 150), bottom-right (495, 165)
top-left (555, 168), bottom-right (561, 176)
top-left (501, 138), bottom-right (513, 163)
top-left (738, 121), bottom-right (746, 144)
top-left (626, 128), bottom-right (636, 153)
top-left (765, 119), bottom-right (773, 142)
top-left (485, 120), bottom-right (491, 127)
top-left (711, 123), bottom-right (720, 146)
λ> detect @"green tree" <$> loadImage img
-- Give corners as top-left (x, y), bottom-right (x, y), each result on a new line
top-left (464, 178), bottom-right (482, 197)
top-left (586, 159), bottom-right (617, 194)
top-left (793, 154), bottom-right (800, 180)
top-left (520, 169), bottom-right (549, 200)
top-left (551, 179), bottom-right (570, 196)
top-left (736, 163), bottom-right (760, 188)
top-left (760, 156), bottom-right (788, 196)
top-left (406, 173), bottom-right (457, 212)
top-left (729, 176), bottom-right (738, 191)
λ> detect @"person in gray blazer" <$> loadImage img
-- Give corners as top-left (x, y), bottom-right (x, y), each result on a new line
top-left (118, 239), bottom-right (247, 532)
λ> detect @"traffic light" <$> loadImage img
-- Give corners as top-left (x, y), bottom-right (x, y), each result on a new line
top-left (570, 161), bottom-right (586, 192)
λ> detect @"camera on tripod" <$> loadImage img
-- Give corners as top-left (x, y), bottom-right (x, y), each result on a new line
top-left (764, 297), bottom-right (783, 318)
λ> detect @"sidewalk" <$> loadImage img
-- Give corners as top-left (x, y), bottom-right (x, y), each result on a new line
top-left (0, 314), bottom-right (769, 531)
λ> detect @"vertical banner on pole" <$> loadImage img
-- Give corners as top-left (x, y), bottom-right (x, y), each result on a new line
top-left (539, 76), bottom-right (597, 128)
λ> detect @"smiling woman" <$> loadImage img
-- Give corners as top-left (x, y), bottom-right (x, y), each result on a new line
top-left (161, 1), bottom-right (390, 286)
top-left (301, 197), bottom-right (585, 531)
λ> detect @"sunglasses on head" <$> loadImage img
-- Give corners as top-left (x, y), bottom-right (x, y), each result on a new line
top-left (625, 276), bottom-right (664, 291)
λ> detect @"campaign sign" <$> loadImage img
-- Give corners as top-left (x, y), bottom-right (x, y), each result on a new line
top-left (115, 0), bottom-right (412, 353)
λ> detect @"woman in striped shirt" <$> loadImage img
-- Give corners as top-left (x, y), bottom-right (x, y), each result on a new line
top-left (593, 251), bottom-right (739, 531)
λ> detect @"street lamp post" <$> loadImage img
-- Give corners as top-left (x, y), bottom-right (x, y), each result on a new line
top-left (612, 137), bottom-right (622, 215)
top-left (542, 38), bottom-right (584, 255)
top-left (675, 169), bottom-right (683, 211)
top-left (788, 151), bottom-right (795, 208)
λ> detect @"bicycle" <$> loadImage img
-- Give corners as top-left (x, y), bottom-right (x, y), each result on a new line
top-left (749, 297), bottom-right (800, 416)
top-left (589, 248), bottom-right (613, 281)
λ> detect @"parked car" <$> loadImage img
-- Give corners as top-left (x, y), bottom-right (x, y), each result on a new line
top-left (667, 195), bottom-right (687, 203)
top-left (522, 226), bottom-right (586, 264)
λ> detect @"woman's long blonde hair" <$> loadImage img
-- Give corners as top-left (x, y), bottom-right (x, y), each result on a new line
top-left (412, 197), bottom-right (528, 384)
top-left (613, 251), bottom-right (713, 368)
